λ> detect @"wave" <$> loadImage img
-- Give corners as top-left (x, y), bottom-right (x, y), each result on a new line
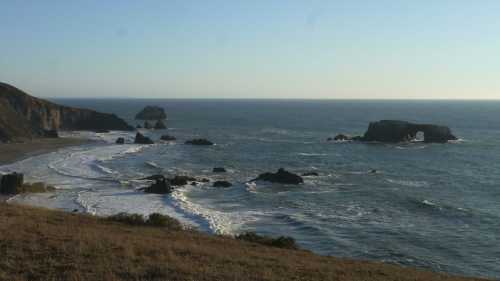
top-left (386, 178), bottom-right (429, 188)
top-left (297, 152), bottom-right (328, 157)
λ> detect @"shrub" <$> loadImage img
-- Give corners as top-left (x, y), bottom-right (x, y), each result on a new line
top-left (107, 212), bottom-right (183, 230)
top-left (108, 213), bottom-right (146, 225)
top-left (235, 232), bottom-right (299, 250)
top-left (147, 213), bottom-right (183, 230)
top-left (18, 182), bottom-right (56, 193)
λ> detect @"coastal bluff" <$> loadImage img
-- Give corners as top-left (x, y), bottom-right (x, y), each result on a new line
top-left (0, 82), bottom-right (133, 142)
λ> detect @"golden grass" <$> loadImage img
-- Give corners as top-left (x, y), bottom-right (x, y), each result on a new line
top-left (0, 203), bottom-right (489, 281)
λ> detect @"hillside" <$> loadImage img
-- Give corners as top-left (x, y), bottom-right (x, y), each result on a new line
top-left (0, 203), bottom-right (487, 281)
top-left (0, 82), bottom-right (133, 142)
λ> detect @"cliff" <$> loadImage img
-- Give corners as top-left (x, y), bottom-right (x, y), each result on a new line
top-left (0, 82), bottom-right (133, 142)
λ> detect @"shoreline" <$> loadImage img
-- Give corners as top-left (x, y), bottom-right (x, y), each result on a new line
top-left (0, 137), bottom-right (90, 203)
top-left (0, 137), bottom-right (89, 166)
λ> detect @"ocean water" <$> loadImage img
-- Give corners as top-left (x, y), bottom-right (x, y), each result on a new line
top-left (2, 99), bottom-right (500, 278)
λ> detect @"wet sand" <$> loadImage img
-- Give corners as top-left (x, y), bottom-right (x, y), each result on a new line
top-left (0, 138), bottom-right (87, 166)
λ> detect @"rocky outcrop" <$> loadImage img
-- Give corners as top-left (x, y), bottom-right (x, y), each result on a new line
top-left (302, 172), bottom-right (319, 177)
top-left (0, 172), bottom-right (24, 194)
top-left (252, 168), bottom-right (303, 184)
top-left (160, 135), bottom-right (176, 141)
top-left (213, 167), bottom-right (226, 173)
top-left (134, 133), bottom-right (154, 144)
top-left (0, 82), bottom-right (133, 142)
top-left (361, 120), bottom-right (457, 143)
top-left (169, 176), bottom-right (196, 186)
top-left (144, 121), bottom-right (153, 129)
top-left (333, 134), bottom-right (352, 141)
top-left (213, 181), bottom-right (232, 188)
top-left (135, 106), bottom-right (167, 120)
top-left (143, 178), bottom-right (172, 194)
top-left (185, 139), bottom-right (214, 146)
top-left (154, 120), bottom-right (166, 130)
top-left (115, 137), bottom-right (125, 144)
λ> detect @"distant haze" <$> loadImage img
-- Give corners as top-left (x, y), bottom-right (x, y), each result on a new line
top-left (1, 1), bottom-right (499, 99)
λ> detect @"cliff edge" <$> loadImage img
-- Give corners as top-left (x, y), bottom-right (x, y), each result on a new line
top-left (0, 82), bottom-right (133, 142)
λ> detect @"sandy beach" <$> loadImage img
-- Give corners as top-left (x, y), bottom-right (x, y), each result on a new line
top-left (0, 137), bottom-right (88, 202)
top-left (0, 138), bottom-right (87, 166)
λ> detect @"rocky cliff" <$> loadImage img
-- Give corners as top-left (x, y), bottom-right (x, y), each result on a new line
top-left (0, 82), bottom-right (133, 142)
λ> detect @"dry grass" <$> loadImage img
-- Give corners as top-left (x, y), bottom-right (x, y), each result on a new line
top-left (0, 203), bottom-right (488, 281)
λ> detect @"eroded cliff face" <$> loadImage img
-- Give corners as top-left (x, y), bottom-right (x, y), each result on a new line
top-left (0, 82), bottom-right (133, 142)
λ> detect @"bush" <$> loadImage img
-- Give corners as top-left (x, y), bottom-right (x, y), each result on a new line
top-left (18, 182), bottom-right (56, 193)
top-left (107, 212), bottom-right (183, 230)
top-left (108, 213), bottom-right (146, 225)
top-left (235, 232), bottom-right (299, 250)
top-left (147, 213), bottom-right (183, 230)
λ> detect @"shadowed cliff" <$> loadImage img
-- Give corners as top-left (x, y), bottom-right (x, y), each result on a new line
top-left (0, 82), bottom-right (133, 142)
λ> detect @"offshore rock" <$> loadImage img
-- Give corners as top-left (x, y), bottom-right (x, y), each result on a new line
top-left (361, 120), bottom-right (457, 143)
top-left (135, 106), bottom-right (167, 120)
top-left (253, 168), bottom-right (303, 185)
top-left (134, 133), bottom-right (154, 144)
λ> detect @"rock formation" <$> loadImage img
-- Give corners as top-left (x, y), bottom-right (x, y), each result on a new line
top-left (143, 178), bottom-right (172, 194)
top-left (115, 137), bottom-right (125, 144)
top-left (0, 82), bottom-right (133, 142)
top-left (185, 139), bottom-right (214, 146)
top-left (160, 135), bottom-right (176, 141)
top-left (213, 167), bottom-right (226, 173)
top-left (135, 106), bottom-right (167, 120)
top-left (213, 181), bottom-right (232, 188)
top-left (144, 121), bottom-right (153, 129)
top-left (253, 168), bottom-right (303, 184)
top-left (134, 133), bottom-right (154, 144)
top-left (361, 120), bottom-right (457, 143)
top-left (0, 172), bottom-right (24, 194)
top-left (154, 120), bottom-right (166, 130)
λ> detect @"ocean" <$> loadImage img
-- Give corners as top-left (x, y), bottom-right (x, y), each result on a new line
top-left (2, 99), bottom-right (499, 278)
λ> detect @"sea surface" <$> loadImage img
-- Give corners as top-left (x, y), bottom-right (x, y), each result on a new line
top-left (2, 99), bottom-right (500, 278)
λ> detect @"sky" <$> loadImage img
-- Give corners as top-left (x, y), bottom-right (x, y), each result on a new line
top-left (1, 0), bottom-right (499, 99)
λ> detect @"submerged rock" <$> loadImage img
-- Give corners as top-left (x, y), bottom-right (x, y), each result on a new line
top-left (253, 168), bottom-right (303, 184)
top-left (169, 175), bottom-right (196, 186)
top-left (160, 135), bottom-right (176, 141)
top-left (213, 181), bottom-right (232, 188)
top-left (213, 167), bottom-right (226, 173)
top-left (135, 106), bottom-right (167, 120)
top-left (115, 137), bottom-right (125, 144)
top-left (154, 120), bottom-right (166, 130)
top-left (185, 139), bottom-right (214, 146)
top-left (302, 172), bottom-right (319, 177)
top-left (333, 134), bottom-right (352, 141)
top-left (134, 133), bottom-right (154, 144)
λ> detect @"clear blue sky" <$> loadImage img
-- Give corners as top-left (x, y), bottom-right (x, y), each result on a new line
top-left (1, 0), bottom-right (499, 99)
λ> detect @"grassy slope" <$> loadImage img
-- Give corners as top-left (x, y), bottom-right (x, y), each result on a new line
top-left (0, 203), bottom-right (487, 281)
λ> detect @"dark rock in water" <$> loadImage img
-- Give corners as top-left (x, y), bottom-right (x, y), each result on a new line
top-left (361, 120), bottom-right (457, 143)
top-left (0, 172), bottom-right (24, 194)
top-left (93, 129), bottom-right (110, 133)
top-left (253, 168), bottom-right (303, 184)
top-left (136, 124), bottom-right (142, 129)
top-left (169, 175), bottom-right (196, 186)
top-left (134, 132), bottom-right (154, 144)
top-left (190, 182), bottom-right (198, 186)
top-left (302, 172), bottom-right (319, 177)
top-left (143, 178), bottom-right (172, 194)
top-left (213, 167), bottom-right (226, 173)
top-left (154, 120), bottom-right (166, 130)
top-left (213, 181), bottom-right (232, 188)
top-left (333, 134), bottom-right (352, 141)
top-left (144, 121), bottom-right (153, 129)
top-left (141, 175), bottom-right (166, 181)
top-left (135, 106), bottom-right (167, 120)
top-left (370, 169), bottom-right (377, 174)
top-left (43, 129), bottom-right (59, 138)
top-left (326, 137), bottom-right (333, 141)
top-left (185, 139), bottom-right (214, 146)
top-left (115, 137), bottom-right (125, 144)
top-left (200, 178), bottom-right (210, 183)
top-left (160, 135), bottom-right (176, 141)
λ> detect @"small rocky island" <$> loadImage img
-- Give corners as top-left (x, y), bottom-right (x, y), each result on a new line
top-left (333, 120), bottom-right (457, 143)
top-left (135, 106), bottom-right (167, 121)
